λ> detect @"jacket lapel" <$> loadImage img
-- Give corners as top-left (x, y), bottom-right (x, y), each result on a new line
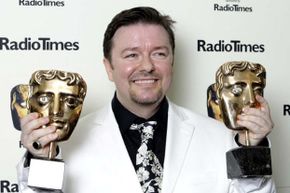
top-left (162, 102), bottom-right (195, 193)
top-left (99, 102), bottom-right (195, 193)
top-left (65, 105), bottom-right (143, 193)
top-left (99, 106), bottom-right (143, 193)
top-left (69, 102), bottom-right (195, 193)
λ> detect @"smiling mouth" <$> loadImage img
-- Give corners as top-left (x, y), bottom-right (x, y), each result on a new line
top-left (133, 79), bottom-right (157, 84)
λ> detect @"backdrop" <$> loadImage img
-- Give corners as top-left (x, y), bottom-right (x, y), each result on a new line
top-left (0, 0), bottom-right (289, 192)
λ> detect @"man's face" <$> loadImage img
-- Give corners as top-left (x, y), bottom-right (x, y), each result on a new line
top-left (104, 23), bottom-right (173, 109)
top-left (29, 79), bottom-right (83, 141)
top-left (219, 70), bottom-right (263, 130)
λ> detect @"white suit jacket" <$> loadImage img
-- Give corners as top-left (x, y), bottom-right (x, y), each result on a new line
top-left (17, 101), bottom-right (276, 193)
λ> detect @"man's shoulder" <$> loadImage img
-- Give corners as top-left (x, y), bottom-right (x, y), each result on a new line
top-left (79, 104), bottom-right (111, 124)
top-left (69, 103), bottom-right (113, 139)
top-left (62, 103), bottom-right (113, 155)
top-left (168, 101), bottom-right (234, 147)
top-left (168, 101), bottom-right (226, 130)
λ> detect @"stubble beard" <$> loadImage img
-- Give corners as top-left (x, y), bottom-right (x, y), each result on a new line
top-left (129, 89), bottom-right (163, 106)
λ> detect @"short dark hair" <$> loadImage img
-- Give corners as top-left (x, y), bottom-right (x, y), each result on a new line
top-left (103, 6), bottom-right (176, 61)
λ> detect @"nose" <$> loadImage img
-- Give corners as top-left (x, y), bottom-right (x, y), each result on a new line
top-left (243, 87), bottom-right (256, 107)
top-left (139, 55), bottom-right (155, 72)
top-left (51, 95), bottom-right (63, 116)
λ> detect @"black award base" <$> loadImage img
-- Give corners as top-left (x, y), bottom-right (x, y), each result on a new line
top-left (226, 146), bottom-right (272, 179)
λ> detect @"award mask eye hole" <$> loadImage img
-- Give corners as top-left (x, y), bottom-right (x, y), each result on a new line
top-left (253, 86), bottom-right (263, 96)
top-left (37, 94), bottom-right (51, 106)
top-left (64, 96), bottom-right (81, 108)
top-left (232, 85), bottom-right (243, 96)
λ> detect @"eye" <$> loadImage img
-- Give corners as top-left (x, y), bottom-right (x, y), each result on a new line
top-left (231, 85), bottom-right (243, 96)
top-left (154, 52), bottom-right (166, 56)
top-left (152, 50), bottom-right (168, 59)
top-left (37, 94), bottom-right (51, 106)
top-left (64, 96), bottom-right (81, 108)
top-left (124, 53), bottom-right (138, 58)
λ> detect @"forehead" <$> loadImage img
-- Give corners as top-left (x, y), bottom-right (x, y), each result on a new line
top-left (112, 23), bottom-right (171, 48)
top-left (223, 70), bottom-right (262, 85)
top-left (32, 79), bottom-right (80, 95)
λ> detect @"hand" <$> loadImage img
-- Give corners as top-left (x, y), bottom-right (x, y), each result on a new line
top-left (237, 95), bottom-right (274, 146)
top-left (20, 112), bottom-right (58, 158)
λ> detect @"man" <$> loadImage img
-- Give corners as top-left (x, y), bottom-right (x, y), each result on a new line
top-left (17, 7), bottom-right (276, 193)
top-left (214, 61), bottom-right (272, 179)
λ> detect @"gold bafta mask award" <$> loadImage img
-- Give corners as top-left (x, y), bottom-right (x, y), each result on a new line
top-left (207, 61), bottom-right (272, 178)
top-left (10, 70), bottom-right (87, 190)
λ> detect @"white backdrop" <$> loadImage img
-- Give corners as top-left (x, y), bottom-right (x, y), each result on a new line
top-left (0, 0), bottom-right (289, 192)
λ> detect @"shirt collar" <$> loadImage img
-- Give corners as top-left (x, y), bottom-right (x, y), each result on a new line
top-left (111, 93), bottom-right (168, 133)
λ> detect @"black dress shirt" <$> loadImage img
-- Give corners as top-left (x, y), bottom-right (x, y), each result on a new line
top-left (112, 94), bottom-right (168, 170)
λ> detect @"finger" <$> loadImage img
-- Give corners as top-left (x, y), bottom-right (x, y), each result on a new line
top-left (20, 112), bottom-right (39, 128)
top-left (24, 125), bottom-right (58, 152)
top-left (32, 141), bottom-right (42, 150)
top-left (242, 106), bottom-right (273, 128)
top-left (256, 95), bottom-right (270, 113)
top-left (30, 141), bottom-right (59, 158)
top-left (237, 129), bottom-right (268, 146)
top-left (238, 110), bottom-right (273, 129)
top-left (22, 116), bottom-right (50, 135)
top-left (237, 120), bottom-right (271, 142)
top-left (237, 114), bottom-right (268, 132)
top-left (237, 114), bottom-right (273, 138)
top-left (21, 124), bottom-right (55, 148)
top-left (29, 125), bottom-right (57, 144)
top-left (242, 107), bottom-right (264, 116)
top-left (36, 131), bottom-right (59, 149)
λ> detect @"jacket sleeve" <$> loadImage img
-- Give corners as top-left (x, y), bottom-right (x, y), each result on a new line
top-left (229, 177), bottom-right (276, 193)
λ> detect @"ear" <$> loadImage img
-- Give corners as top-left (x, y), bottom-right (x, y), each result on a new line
top-left (103, 58), bottom-right (114, 81)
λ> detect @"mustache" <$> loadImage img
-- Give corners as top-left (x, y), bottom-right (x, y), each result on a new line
top-left (129, 71), bottom-right (160, 81)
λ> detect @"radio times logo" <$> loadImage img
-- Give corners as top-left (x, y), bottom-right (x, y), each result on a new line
top-left (214, 0), bottom-right (253, 13)
top-left (0, 37), bottom-right (79, 51)
top-left (19, 0), bottom-right (65, 7)
top-left (197, 39), bottom-right (264, 53)
top-left (0, 180), bottom-right (18, 193)
top-left (283, 105), bottom-right (290, 116)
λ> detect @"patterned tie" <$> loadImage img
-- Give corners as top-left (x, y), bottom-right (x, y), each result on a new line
top-left (130, 121), bottom-right (163, 193)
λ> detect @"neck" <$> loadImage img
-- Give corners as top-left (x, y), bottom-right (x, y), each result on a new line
top-left (130, 104), bottom-right (160, 119)
top-left (117, 96), bottom-right (163, 119)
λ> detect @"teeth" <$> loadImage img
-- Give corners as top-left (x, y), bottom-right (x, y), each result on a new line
top-left (134, 79), bottom-right (155, 84)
